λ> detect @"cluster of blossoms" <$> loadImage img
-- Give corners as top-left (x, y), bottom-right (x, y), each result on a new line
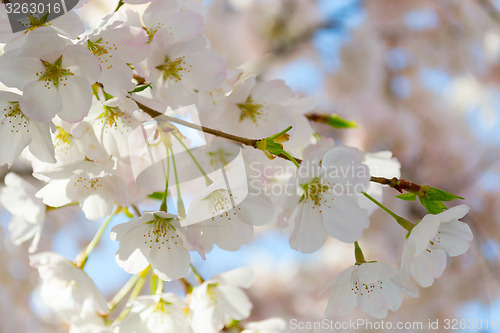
top-left (0, 0), bottom-right (474, 331)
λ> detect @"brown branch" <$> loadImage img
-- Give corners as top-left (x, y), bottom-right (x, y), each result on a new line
top-left (370, 176), bottom-right (423, 194)
top-left (132, 98), bottom-right (423, 191)
top-left (132, 99), bottom-right (257, 147)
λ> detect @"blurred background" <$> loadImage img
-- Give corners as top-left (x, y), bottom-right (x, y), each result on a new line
top-left (2, 0), bottom-right (500, 332)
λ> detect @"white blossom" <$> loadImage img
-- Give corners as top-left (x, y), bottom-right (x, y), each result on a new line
top-left (111, 211), bottom-right (192, 281)
top-left (0, 172), bottom-right (45, 252)
top-left (30, 252), bottom-right (109, 321)
top-left (399, 205), bottom-right (473, 294)
top-left (280, 146), bottom-right (371, 252)
top-left (114, 294), bottom-right (191, 333)
top-left (190, 268), bottom-right (254, 333)
top-left (324, 262), bottom-right (404, 319)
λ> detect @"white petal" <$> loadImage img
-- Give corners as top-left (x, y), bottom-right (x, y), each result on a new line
top-left (63, 45), bottom-right (101, 83)
top-left (20, 80), bottom-right (61, 122)
top-left (252, 80), bottom-right (294, 104)
top-left (58, 75), bottom-right (93, 122)
top-left (28, 121), bottom-right (56, 163)
top-left (408, 216), bottom-right (440, 254)
top-left (435, 204), bottom-right (470, 223)
top-left (182, 49), bottom-right (225, 91)
top-left (324, 266), bottom-right (357, 317)
top-left (289, 203), bottom-right (328, 253)
top-left (206, 217), bottom-right (254, 252)
top-left (322, 146), bottom-right (365, 167)
top-left (213, 267), bottom-right (255, 289)
top-left (436, 220), bottom-right (473, 256)
top-left (236, 194), bottom-right (274, 226)
top-left (36, 179), bottom-right (72, 207)
top-left (0, 105), bottom-right (31, 166)
top-left (322, 195), bottom-right (370, 243)
top-left (98, 56), bottom-right (135, 97)
top-left (410, 249), bottom-right (447, 287)
top-left (81, 194), bottom-right (114, 220)
top-left (149, 239), bottom-right (191, 281)
top-left (216, 285), bottom-right (252, 320)
top-left (8, 215), bottom-right (40, 246)
top-left (111, 220), bottom-right (150, 274)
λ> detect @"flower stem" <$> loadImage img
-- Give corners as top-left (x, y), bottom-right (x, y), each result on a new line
top-left (362, 191), bottom-right (414, 231)
top-left (159, 149), bottom-right (171, 212)
top-left (171, 131), bottom-right (213, 186)
top-left (169, 148), bottom-right (187, 218)
top-left (279, 149), bottom-right (300, 168)
top-left (75, 207), bottom-right (120, 268)
top-left (180, 278), bottom-right (194, 293)
top-left (116, 267), bottom-right (150, 322)
top-left (150, 273), bottom-right (158, 295)
top-left (114, 0), bottom-right (124, 12)
top-left (190, 264), bottom-right (205, 284)
top-left (108, 273), bottom-right (140, 312)
top-left (354, 241), bottom-right (366, 265)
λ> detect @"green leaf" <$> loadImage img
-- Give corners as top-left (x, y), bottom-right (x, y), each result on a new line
top-left (396, 193), bottom-right (417, 201)
top-left (419, 197), bottom-right (447, 215)
top-left (128, 83), bottom-right (152, 94)
top-left (326, 115), bottom-right (357, 129)
top-left (148, 192), bottom-right (164, 200)
top-left (424, 187), bottom-right (464, 201)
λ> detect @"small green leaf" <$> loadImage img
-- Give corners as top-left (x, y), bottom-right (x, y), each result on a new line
top-left (326, 115), bottom-right (357, 128)
top-left (424, 187), bottom-right (465, 201)
top-left (148, 192), bottom-right (164, 200)
top-left (419, 197), bottom-right (447, 215)
top-left (128, 83), bottom-right (152, 94)
top-left (396, 193), bottom-right (417, 201)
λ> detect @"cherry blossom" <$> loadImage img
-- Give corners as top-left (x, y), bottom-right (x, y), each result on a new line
top-left (0, 30), bottom-right (100, 122)
top-left (114, 294), bottom-right (191, 333)
top-left (145, 34), bottom-right (226, 108)
top-left (110, 211), bottom-right (192, 281)
top-left (218, 75), bottom-right (295, 139)
top-left (190, 268), bottom-right (254, 333)
top-left (87, 97), bottom-right (142, 159)
top-left (241, 318), bottom-right (287, 333)
top-left (30, 252), bottom-right (109, 321)
top-left (85, 16), bottom-right (149, 96)
top-left (185, 182), bottom-right (274, 254)
top-left (324, 262), bottom-right (405, 319)
top-left (0, 172), bottom-right (46, 252)
top-left (35, 161), bottom-right (129, 220)
top-left (279, 146), bottom-right (371, 252)
top-left (399, 205), bottom-right (473, 294)
top-left (52, 117), bottom-right (109, 164)
top-left (0, 90), bottom-right (55, 166)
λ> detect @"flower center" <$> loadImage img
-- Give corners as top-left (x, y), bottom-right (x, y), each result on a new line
top-left (37, 55), bottom-right (73, 88)
top-left (205, 189), bottom-right (233, 214)
top-left (1, 102), bottom-right (29, 134)
top-left (54, 126), bottom-right (72, 147)
top-left (429, 231), bottom-right (442, 247)
top-left (203, 189), bottom-right (240, 222)
top-left (88, 39), bottom-right (117, 70)
top-left (144, 25), bottom-right (163, 44)
top-left (87, 39), bottom-right (109, 57)
top-left (99, 106), bottom-right (123, 128)
top-left (300, 177), bottom-right (330, 205)
top-left (351, 279), bottom-right (384, 296)
top-left (144, 216), bottom-right (179, 250)
top-left (156, 56), bottom-right (190, 82)
top-left (22, 13), bottom-right (51, 33)
top-left (237, 95), bottom-right (264, 123)
top-left (208, 148), bottom-right (232, 168)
